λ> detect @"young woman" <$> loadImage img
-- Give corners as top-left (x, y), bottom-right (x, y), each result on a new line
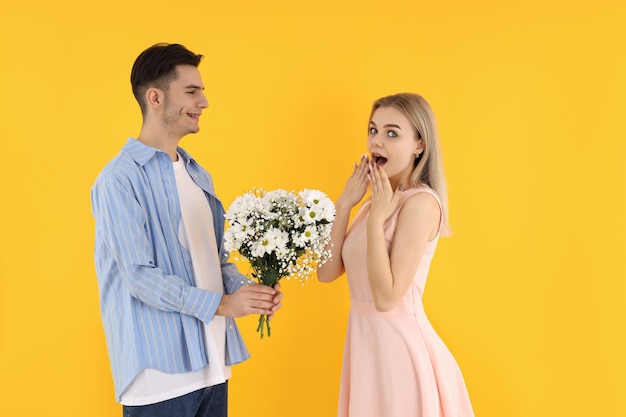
top-left (318, 93), bottom-right (474, 417)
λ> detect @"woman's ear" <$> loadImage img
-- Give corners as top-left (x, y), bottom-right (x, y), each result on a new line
top-left (414, 139), bottom-right (425, 156)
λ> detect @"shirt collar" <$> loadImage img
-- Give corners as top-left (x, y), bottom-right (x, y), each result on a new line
top-left (124, 138), bottom-right (159, 166)
top-left (124, 137), bottom-right (196, 166)
top-left (176, 147), bottom-right (197, 166)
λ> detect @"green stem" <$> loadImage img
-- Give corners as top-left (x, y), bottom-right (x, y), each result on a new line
top-left (257, 314), bottom-right (264, 336)
top-left (256, 314), bottom-right (272, 339)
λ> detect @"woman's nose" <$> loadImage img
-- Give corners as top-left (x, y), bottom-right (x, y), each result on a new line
top-left (371, 135), bottom-right (383, 148)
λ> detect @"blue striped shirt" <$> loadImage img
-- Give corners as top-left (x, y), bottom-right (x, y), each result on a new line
top-left (91, 138), bottom-right (250, 402)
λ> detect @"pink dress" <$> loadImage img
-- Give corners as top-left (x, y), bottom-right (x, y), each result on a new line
top-left (338, 187), bottom-right (474, 417)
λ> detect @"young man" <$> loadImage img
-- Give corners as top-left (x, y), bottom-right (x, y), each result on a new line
top-left (91, 43), bottom-right (283, 417)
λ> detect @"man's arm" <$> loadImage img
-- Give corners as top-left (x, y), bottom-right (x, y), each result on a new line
top-left (92, 171), bottom-right (222, 324)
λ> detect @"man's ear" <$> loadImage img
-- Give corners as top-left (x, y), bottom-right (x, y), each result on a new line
top-left (145, 87), bottom-right (163, 108)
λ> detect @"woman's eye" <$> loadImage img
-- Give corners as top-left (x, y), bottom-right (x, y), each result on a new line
top-left (369, 127), bottom-right (378, 135)
top-left (387, 130), bottom-right (398, 137)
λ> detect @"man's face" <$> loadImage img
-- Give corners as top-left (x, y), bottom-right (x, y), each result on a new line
top-left (161, 65), bottom-right (209, 138)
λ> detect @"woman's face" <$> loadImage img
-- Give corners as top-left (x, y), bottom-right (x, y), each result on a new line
top-left (368, 106), bottom-right (423, 186)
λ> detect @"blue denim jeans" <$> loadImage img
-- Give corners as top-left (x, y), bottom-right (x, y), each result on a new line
top-left (122, 382), bottom-right (228, 417)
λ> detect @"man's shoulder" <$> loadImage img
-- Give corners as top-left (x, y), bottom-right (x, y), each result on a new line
top-left (99, 149), bottom-right (137, 176)
top-left (93, 144), bottom-right (146, 191)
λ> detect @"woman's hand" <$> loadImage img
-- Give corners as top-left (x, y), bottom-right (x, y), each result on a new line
top-left (367, 162), bottom-right (402, 226)
top-left (336, 154), bottom-right (370, 210)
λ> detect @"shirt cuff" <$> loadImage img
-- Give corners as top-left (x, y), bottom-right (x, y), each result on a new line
top-left (181, 286), bottom-right (222, 324)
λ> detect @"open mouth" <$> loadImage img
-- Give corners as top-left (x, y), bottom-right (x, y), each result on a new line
top-left (372, 154), bottom-right (388, 167)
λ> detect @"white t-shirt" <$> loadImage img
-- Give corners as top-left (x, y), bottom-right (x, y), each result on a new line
top-left (120, 157), bottom-right (231, 405)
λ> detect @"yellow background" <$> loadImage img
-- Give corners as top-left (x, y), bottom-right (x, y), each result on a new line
top-left (1, 0), bottom-right (624, 416)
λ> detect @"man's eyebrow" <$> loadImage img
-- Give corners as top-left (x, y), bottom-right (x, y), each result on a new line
top-left (185, 84), bottom-right (204, 90)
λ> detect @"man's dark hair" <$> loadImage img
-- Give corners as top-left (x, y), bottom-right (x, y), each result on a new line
top-left (130, 43), bottom-right (204, 115)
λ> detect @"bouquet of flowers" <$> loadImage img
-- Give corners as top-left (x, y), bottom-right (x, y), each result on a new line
top-left (224, 188), bottom-right (335, 338)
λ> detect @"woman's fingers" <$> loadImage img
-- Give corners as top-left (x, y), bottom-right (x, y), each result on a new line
top-left (369, 162), bottom-right (382, 193)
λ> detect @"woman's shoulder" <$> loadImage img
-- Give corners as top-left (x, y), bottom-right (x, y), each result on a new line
top-left (401, 185), bottom-right (440, 204)
top-left (398, 186), bottom-right (443, 238)
top-left (398, 186), bottom-right (442, 219)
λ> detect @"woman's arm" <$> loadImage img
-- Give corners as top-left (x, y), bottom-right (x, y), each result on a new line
top-left (317, 155), bottom-right (370, 282)
top-left (366, 165), bottom-right (440, 311)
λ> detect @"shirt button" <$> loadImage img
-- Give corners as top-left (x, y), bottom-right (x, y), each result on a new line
top-left (229, 325), bottom-right (233, 330)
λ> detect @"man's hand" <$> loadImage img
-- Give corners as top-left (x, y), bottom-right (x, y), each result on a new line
top-left (216, 282), bottom-right (283, 319)
top-left (268, 282), bottom-right (284, 320)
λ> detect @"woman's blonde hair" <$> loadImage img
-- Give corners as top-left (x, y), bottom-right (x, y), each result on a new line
top-left (370, 93), bottom-right (451, 236)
